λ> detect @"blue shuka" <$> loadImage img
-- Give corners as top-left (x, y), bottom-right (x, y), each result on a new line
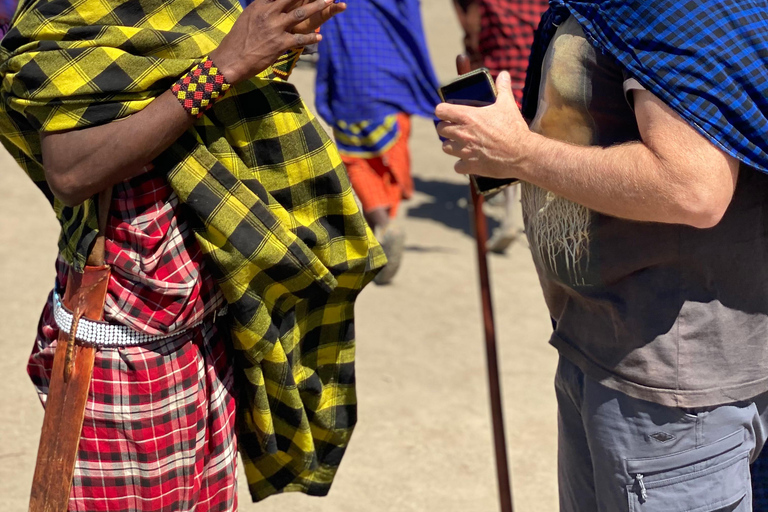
top-left (0, 0), bottom-right (17, 36)
top-left (314, 0), bottom-right (441, 156)
top-left (524, 0), bottom-right (768, 173)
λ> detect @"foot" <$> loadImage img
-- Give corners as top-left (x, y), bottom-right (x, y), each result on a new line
top-left (487, 227), bottom-right (520, 254)
top-left (373, 223), bottom-right (406, 285)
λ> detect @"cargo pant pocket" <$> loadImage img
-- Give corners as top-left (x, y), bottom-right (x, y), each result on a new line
top-left (625, 430), bottom-right (750, 512)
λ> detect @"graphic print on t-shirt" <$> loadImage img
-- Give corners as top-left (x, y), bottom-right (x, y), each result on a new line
top-left (522, 186), bottom-right (591, 285)
top-left (522, 16), bottom-right (597, 286)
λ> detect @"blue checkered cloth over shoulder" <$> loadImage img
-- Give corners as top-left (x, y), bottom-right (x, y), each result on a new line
top-left (313, 0), bottom-right (441, 128)
top-left (539, 0), bottom-right (768, 174)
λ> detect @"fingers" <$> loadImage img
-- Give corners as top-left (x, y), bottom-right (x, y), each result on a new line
top-left (283, 0), bottom-right (333, 27)
top-left (495, 71), bottom-right (514, 102)
top-left (436, 120), bottom-right (468, 143)
top-left (442, 139), bottom-right (473, 159)
top-left (494, 71), bottom-right (523, 116)
top-left (288, 31), bottom-right (322, 47)
top-left (263, 0), bottom-right (297, 13)
top-left (455, 159), bottom-right (472, 175)
top-left (319, 3), bottom-right (346, 22)
top-left (435, 102), bottom-right (471, 124)
top-left (293, 2), bottom-right (346, 34)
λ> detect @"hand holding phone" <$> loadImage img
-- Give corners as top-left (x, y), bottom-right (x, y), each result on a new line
top-left (438, 68), bottom-right (518, 195)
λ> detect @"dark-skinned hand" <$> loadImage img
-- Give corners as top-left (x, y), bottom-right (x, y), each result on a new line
top-left (293, 0), bottom-right (346, 34)
top-left (210, 0), bottom-right (344, 85)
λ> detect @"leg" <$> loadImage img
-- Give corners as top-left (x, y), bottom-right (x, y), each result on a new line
top-left (344, 155), bottom-right (393, 224)
top-left (580, 370), bottom-right (758, 511)
top-left (752, 451), bottom-right (768, 511)
top-left (751, 391), bottom-right (768, 511)
top-left (487, 185), bottom-right (520, 254)
top-left (370, 121), bottom-right (412, 285)
top-left (365, 206), bottom-right (391, 232)
top-left (555, 356), bottom-right (599, 512)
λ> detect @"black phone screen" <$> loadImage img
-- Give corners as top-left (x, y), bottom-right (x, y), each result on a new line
top-left (439, 70), bottom-right (518, 195)
top-left (440, 71), bottom-right (497, 107)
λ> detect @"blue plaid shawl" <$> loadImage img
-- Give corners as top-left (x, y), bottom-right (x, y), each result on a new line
top-left (525, 0), bottom-right (768, 173)
top-left (0, 0), bottom-right (17, 36)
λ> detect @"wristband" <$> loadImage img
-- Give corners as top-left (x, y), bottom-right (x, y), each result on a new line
top-left (172, 57), bottom-right (231, 118)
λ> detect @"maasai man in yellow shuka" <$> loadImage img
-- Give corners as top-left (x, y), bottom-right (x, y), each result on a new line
top-left (0, 0), bottom-right (385, 507)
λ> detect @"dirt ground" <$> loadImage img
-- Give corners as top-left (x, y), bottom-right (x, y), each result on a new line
top-left (0, 2), bottom-right (559, 510)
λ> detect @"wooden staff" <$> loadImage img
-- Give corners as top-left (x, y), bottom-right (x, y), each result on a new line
top-left (29, 189), bottom-right (112, 512)
top-left (456, 55), bottom-right (515, 512)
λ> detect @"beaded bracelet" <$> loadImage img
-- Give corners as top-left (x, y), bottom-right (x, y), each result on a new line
top-left (172, 57), bottom-right (231, 118)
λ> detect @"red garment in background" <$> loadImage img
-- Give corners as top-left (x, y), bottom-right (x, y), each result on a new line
top-left (344, 113), bottom-right (414, 217)
top-left (478, 0), bottom-right (549, 105)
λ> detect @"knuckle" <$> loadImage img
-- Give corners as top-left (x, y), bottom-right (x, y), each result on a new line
top-left (294, 8), bottom-right (306, 19)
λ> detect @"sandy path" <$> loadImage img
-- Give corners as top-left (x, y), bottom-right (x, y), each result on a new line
top-left (0, 2), bottom-right (559, 510)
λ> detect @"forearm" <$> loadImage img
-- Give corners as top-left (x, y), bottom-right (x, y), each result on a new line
top-left (516, 134), bottom-right (712, 227)
top-left (42, 90), bottom-right (194, 206)
top-left (41, 0), bottom-right (342, 207)
top-left (437, 74), bottom-right (740, 229)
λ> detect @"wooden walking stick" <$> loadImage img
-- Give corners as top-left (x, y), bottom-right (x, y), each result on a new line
top-left (456, 55), bottom-right (515, 512)
top-left (29, 188), bottom-right (113, 512)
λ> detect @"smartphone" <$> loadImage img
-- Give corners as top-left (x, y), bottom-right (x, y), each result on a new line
top-left (438, 68), bottom-right (518, 195)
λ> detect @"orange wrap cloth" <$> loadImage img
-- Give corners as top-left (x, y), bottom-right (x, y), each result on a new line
top-left (343, 114), bottom-right (414, 217)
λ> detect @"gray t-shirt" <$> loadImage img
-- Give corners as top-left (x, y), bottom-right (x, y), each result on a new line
top-left (522, 16), bottom-right (768, 408)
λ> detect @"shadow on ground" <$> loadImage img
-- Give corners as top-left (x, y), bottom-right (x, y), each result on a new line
top-left (407, 177), bottom-right (500, 238)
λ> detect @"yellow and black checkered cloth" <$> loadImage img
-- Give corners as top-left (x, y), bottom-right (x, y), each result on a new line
top-left (0, 0), bottom-right (386, 501)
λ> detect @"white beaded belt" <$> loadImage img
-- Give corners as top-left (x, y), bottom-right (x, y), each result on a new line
top-left (53, 290), bottom-right (227, 348)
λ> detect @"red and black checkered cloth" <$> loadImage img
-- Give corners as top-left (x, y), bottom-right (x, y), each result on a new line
top-left (29, 301), bottom-right (237, 512)
top-left (478, 0), bottom-right (549, 105)
top-left (101, 169), bottom-right (224, 334)
top-left (28, 171), bottom-right (236, 511)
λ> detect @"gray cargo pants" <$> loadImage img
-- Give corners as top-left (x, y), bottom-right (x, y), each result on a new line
top-left (556, 356), bottom-right (768, 511)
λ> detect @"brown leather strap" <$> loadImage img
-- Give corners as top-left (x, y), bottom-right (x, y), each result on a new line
top-left (29, 188), bottom-right (113, 512)
top-left (29, 264), bottom-right (110, 512)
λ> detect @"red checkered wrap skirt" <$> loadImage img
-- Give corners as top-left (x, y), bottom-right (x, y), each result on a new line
top-left (28, 295), bottom-right (238, 512)
top-left (478, 0), bottom-right (549, 105)
top-left (344, 113), bottom-right (413, 217)
top-left (102, 169), bottom-right (225, 335)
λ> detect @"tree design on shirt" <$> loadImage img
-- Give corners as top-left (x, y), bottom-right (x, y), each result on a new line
top-left (522, 184), bottom-right (591, 285)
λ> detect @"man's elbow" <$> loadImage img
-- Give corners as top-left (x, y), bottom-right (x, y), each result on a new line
top-left (44, 165), bottom-right (90, 207)
top-left (680, 186), bottom-right (733, 229)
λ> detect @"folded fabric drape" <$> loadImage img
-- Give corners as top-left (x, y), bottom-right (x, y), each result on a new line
top-left (0, 0), bottom-right (385, 501)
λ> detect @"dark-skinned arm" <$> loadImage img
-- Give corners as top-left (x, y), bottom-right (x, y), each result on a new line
top-left (42, 89), bottom-right (195, 207)
top-left (42, 0), bottom-right (345, 207)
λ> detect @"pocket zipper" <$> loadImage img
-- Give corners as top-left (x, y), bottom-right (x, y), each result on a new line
top-left (635, 473), bottom-right (648, 502)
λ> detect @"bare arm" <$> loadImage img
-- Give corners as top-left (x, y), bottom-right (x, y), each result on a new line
top-left (436, 72), bottom-right (739, 228)
top-left (41, 90), bottom-right (195, 206)
top-left (43, 0), bottom-right (344, 207)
